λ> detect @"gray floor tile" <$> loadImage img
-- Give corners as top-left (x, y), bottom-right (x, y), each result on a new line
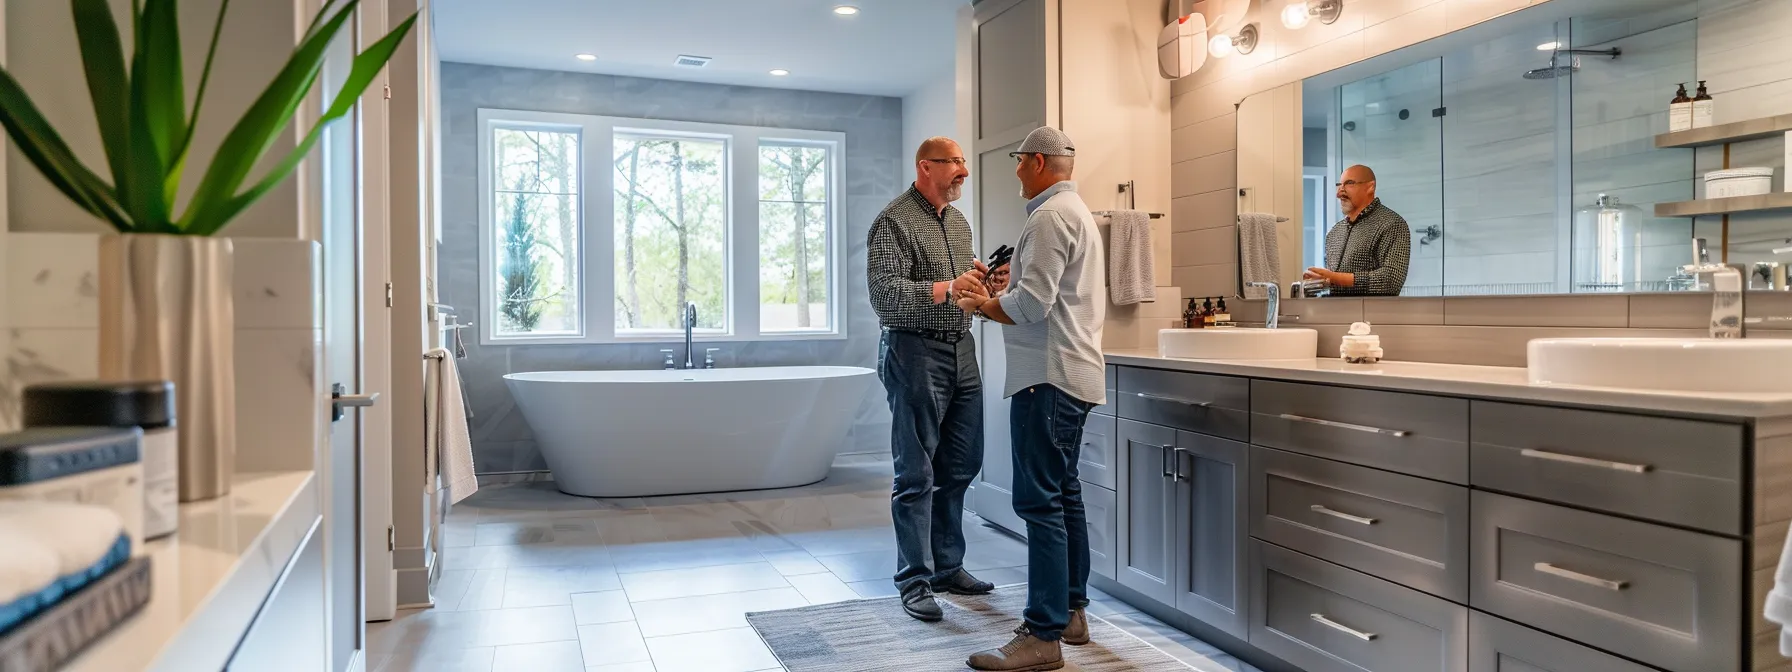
top-left (758, 549), bottom-right (829, 576)
top-left (609, 536), bottom-right (766, 574)
top-left (619, 562), bottom-right (790, 602)
top-left (630, 587), bottom-right (808, 638)
top-left (491, 640), bottom-right (585, 672)
top-left (585, 663), bottom-right (656, 672)
top-left (570, 590), bottom-right (635, 625)
top-left (815, 549), bottom-right (892, 582)
top-left (375, 605), bottom-right (579, 651)
top-left (644, 627), bottom-right (780, 672)
top-left (782, 572), bottom-right (860, 605)
top-left (372, 645), bottom-right (494, 672)
top-left (475, 519), bottom-right (602, 546)
top-left (577, 621), bottom-right (652, 667)
top-left (504, 565), bottom-right (624, 608)
top-left (844, 579), bottom-right (900, 599)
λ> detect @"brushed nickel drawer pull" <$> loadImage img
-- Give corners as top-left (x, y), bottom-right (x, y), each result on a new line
top-left (1310, 505), bottom-right (1377, 525)
top-left (1534, 562), bottom-right (1628, 591)
top-left (1519, 449), bottom-right (1651, 474)
top-left (1279, 413), bottom-right (1411, 437)
top-left (1136, 392), bottom-right (1213, 408)
top-left (1310, 613), bottom-right (1377, 641)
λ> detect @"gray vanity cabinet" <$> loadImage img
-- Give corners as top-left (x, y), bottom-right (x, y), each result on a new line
top-left (1251, 380), bottom-right (1469, 483)
top-left (1079, 411), bottom-right (1117, 490)
top-left (1171, 430), bottom-right (1249, 639)
top-left (1468, 611), bottom-right (1655, 672)
top-left (1083, 479), bottom-right (1117, 580)
top-left (1116, 418), bottom-right (1178, 604)
top-left (1250, 540), bottom-right (1468, 672)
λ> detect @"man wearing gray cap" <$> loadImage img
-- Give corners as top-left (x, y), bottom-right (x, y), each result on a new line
top-left (951, 126), bottom-right (1106, 671)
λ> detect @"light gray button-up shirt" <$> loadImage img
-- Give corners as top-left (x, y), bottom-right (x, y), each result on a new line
top-left (997, 181), bottom-right (1106, 404)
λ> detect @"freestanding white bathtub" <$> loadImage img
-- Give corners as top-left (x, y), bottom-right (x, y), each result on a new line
top-left (504, 366), bottom-right (877, 497)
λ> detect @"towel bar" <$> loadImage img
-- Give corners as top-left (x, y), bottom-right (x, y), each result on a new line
top-left (1094, 210), bottom-right (1164, 219)
top-left (1238, 215), bottom-right (1291, 223)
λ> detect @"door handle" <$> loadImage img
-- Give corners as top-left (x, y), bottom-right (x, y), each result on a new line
top-left (1169, 447), bottom-right (1185, 482)
top-left (1534, 562), bottom-right (1628, 591)
top-left (1519, 448), bottom-right (1651, 474)
top-left (1278, 413), bottom-right (1410, 437)
top-left (1310, 613), bottom-right (1377, 641)
top-left (1309, 505), bottom-right (1377, 525)
top-left (1135, 392), bottom-right (1212, 408)
top-left (331, 383), bottom-right (381, 422)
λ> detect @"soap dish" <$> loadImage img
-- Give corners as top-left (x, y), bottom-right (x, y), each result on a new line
top-left (0, 556), bottom-right (152, 671)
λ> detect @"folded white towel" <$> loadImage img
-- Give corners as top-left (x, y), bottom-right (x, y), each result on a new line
top-left (1107, 210), bottom-right (1156, 306)
top-left (1768, 521), bottom-right (1792, 655)
top-left (0, 501), bottom-right (123, 577)
top-left (1238, 213), bottom-right (1282, 300)
top-left (0, 532), bottom-right (58, 606)
top-left (426, 349), bottom-right (479, 504)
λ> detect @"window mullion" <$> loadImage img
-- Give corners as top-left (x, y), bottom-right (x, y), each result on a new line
top-left (733, 133), bottom-right (763, 340)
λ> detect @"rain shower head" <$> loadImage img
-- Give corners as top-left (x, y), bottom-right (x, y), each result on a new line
top-left (1523, 47), bottom-right (1621, 80)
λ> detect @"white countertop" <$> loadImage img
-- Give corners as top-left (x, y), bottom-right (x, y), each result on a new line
top-left (62, 470), bottom-right (320, 672)
top-left (1103, 349), bottom-right (1792, 418)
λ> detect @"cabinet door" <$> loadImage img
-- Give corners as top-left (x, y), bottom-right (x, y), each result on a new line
top-left (1116, 418), bottom-right (1177, 605)
top-left (1469, 611), bottom-right (1655, 672)
top-left (1079, 412), bottom-right (1117, 490)
top-left (1173, 430), bottom-right (1249, 639)
top-left (1084, 482), bottom-right (1118, 580)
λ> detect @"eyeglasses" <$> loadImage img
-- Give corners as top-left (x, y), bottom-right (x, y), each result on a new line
top-left (1010, 152), bottom-right (1037, 165)
top-left (921, 158), bottom-right (967, 166)
top-left (1335, 180), bottom-right (1375, 188)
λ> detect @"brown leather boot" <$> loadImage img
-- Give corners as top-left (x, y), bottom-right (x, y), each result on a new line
top-left (966, 625), bottom-right (1064, 671)
top-left (1062, 608), bottom-right (1089, 646)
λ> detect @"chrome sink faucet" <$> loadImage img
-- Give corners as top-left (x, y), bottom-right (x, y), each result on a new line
top-left (1248, 282), bottom-right (1282, 329)
top-left (682, 302), bottom-right (698, 369)
top-left (1681, 263), bottom-right (1745, 338)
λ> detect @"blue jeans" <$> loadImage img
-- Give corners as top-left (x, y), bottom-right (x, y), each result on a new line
top-left (1009, 384), bottom-right (1094, 641)
top-left (879, 329), bottom-right (984, 593)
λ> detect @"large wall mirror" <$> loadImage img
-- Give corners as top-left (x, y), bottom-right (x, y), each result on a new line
top-left (1238, 0), bottom-right (1788, 298)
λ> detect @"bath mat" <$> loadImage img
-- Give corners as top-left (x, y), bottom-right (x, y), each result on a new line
top-left (746, 584), bottom-right (1199, 671)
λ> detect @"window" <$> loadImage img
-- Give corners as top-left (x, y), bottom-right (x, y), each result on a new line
top-left (478, 111), bottom-right (845, 344)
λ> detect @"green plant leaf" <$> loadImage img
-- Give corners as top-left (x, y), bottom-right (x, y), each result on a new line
top-left (178, 1), bottom-right (358, 232)
top-left (191, 10), bottom-right (419, 235)
top-left (0, 67), bottom-right (131, 231)
top-left (69, 0), bottom-right (133, 214)
top-left (134, 0), bottom-right (184, 220)
top-left (167, 0), bottom-right (232, 207)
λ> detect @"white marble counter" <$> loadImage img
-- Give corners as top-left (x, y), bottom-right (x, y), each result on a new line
top-left (1104, 349), bottom-right (1792, 418)
top-left (62, 470), bottom-right (320, 672)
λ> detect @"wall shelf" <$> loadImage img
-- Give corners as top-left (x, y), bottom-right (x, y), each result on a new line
top-left (1655, 114), bottom-right (1792, 149)
top-left (1655, 192), bottom-right (1792, 217)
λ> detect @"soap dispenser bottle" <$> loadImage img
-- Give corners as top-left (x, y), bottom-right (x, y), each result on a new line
top-left (1182, 298), bottom-right (1200, 328)
top-left (1202, 297), bottom-right (1217, 326)
top-left (1693, 81), bottom-right (1715, 129)
top-left (1670, 83), bottom-right (1694, 132)
top-left (1213, 297), bottom-right (1232, 326)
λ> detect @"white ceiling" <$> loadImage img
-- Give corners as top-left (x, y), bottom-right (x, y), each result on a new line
top-left (432, 0), bottom-right (968, 98)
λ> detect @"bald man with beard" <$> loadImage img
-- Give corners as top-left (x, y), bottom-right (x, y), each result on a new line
top-left (1304, 164), bottom-right (1412, 296)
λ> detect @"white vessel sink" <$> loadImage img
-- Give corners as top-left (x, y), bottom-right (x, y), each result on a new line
top-left (1527, 338), bottom-right (1792, 393)
top-left (1158, 328), bottom-right (1318, 360)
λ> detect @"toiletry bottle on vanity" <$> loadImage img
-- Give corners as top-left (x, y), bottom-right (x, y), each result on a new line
top-left (1213, 297), bottom-right (1232, 326)
top-left (1182, 298), bottom-right (1199, 328)
top-left (1202, 297), bottom-right (1217, 326)
top-left (1670, 83), bottom-right (1693, 132)
top-left (1693, 81), bottom-right (1715, 129)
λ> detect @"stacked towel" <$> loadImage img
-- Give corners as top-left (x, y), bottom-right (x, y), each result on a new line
top-left (1238, 213), bottom-right (1282, 300)
top-left (1107, 210), bottom-right (1156, 305)
top-left (426, 349), bottom-right (478, 504)
top-left (0, 501), bottom-right (130, 634)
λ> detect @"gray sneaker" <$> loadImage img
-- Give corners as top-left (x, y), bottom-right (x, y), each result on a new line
top-left (966, 625), bottom-right (1064, 671)
top-left (1062, 608), bottom-right (1089, 646)
top-left (902, 584), bottom-right (943, 622)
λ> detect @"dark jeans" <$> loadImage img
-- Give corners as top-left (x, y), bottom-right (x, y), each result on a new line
top-left (1009, 384), bottom-right (1094, 641)
top-left (879, 329), bottom-right (984, 593)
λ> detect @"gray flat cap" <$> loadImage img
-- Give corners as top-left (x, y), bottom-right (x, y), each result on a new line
top-left (1011, 126), bottom-right (1075, 157)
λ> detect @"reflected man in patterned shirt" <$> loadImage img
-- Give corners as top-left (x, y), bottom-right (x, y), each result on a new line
top-left (1305, 164), bottom-right (1411, 297)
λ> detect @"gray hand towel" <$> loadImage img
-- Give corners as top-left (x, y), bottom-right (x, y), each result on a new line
top-left (1238, 213), bottom-right (1282, 300)
top-left (1107, 210), bottom-right (1156, 305)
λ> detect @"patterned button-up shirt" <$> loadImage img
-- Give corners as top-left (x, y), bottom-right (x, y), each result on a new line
top-left (867, 185), bottom-right (975, 332)
top-left (1323, 198), bottom-right (1411, 297)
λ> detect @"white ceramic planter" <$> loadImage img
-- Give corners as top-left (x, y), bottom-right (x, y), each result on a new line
top-left (98, 234), bottom-right (237, 501)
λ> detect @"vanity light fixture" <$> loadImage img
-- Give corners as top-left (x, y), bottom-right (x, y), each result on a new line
top-left (1280, 0), bottom-right (1342, 30)
top-left (575, 53), bottom-right (598, 61)
top-left (769, 69), bottom-right (790, 76)
top-left (1209, 23), bottom-right (1260, 58)
top-left (833, 6), bottom-right (859, 15)
top-left (1537, 41), bottom-right (1561, 51)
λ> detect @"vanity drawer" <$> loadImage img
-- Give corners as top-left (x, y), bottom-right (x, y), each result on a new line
top-left (1250, 447), bottom-right (1469, 602)
top-left (1116, 367), bottom-right (1249, 441)
top-left (1250, 540), bottom-right (1468, 672)
top-left (1084, 482), bottom-right (1117, 580)
top-left (1089, 388), bottom-right (1115, 419)
top-left (1470, 491), bottom-right (1741, 672)
top-left (1079, 412), bottom-right (1116, 490)
top-left (1251, 381), bottom-right (1469, 483)
top-left (1469, 611), bottom-right (1655, 672)
top-left (1470, 402), bottom-right (1744, 535)
top-left (1105, 364), bottom-right (1116, 390)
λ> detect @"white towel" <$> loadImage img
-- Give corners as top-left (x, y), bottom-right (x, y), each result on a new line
top-left (426, 349), bottom-right (478, 504)
top-left (1238, 213), bottom-right (1282, 300)
top-left (1768, 522), bottom-right (1792, 655)
top-left (1106, 210), bottom-right (1156, 305)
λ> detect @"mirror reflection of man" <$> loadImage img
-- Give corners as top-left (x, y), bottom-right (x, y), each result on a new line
top-left (1304, 165), bottom-right (1411, 297)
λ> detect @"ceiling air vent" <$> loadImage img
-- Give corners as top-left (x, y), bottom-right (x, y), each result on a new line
top-left (674, 54), bottom-right (712, 68)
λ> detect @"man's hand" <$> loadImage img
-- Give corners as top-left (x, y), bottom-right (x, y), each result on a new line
top-left (985, 265), bottom-right (1010, 296)
top-left (1304, 267), bottom-right (1355, 289)
top-left (950, 261), bottom-right (987, 299)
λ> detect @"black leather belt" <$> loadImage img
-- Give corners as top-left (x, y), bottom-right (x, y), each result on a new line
top-left (887, 327), bottom-right (970, 344)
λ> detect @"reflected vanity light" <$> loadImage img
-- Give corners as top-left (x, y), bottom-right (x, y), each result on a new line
top-left (1280, 0), bottom-right (1342, 30)
top-left (1537, 41), bottom-right (1561, 50)
top-left (1210, 23), bottom-right (1260, 58)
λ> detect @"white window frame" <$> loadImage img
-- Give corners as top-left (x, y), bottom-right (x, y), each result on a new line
top-left (476, 109), bottom-right (848, 345)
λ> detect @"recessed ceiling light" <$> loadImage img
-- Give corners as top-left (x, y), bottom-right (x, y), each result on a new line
top-left (575, 53), bottom-right (597, 61)
top-left (770, 69), bottom-right (790, 76)
top-left (833, 6), bottom-right (860, 15)
top-left (1536, 41), bottom-right (1560, 51)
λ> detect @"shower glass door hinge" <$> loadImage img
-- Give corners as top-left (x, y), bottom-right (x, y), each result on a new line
top-left (387, 526), bottom-right (396, 551)
top-left (383, 84), bottom-right (392, 100)
top-left (1432, 107), bottom-right (1447, 117)
top-left (386, 282), bottom-right (394, 307)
